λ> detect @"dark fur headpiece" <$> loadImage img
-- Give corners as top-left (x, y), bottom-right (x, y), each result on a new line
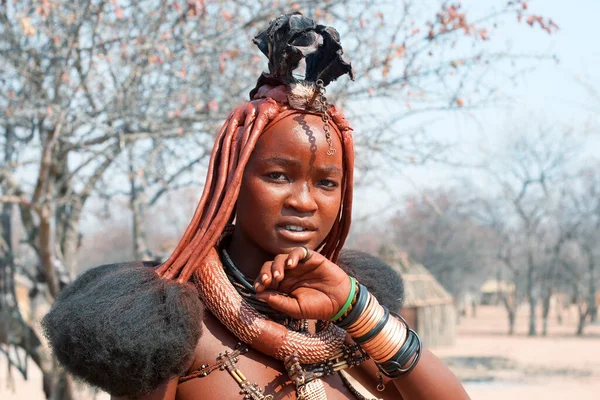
top-left (249, 12), bottom-right (354, 100)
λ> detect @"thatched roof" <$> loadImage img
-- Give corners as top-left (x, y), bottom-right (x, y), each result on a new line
top-left (480, 279), bottom-right (515, 294)
top-left (390, 252), bottom-right (454, 308)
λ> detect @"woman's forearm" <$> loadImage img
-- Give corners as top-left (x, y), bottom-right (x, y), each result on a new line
top-left (391, 348), bottom-right (470, 400)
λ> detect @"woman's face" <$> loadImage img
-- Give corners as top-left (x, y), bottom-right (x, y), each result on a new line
top-left (236, 113), bottom-right (344, 256)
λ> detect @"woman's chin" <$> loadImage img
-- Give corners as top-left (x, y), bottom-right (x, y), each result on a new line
top-left (265, 237), bottom-right (320, 255)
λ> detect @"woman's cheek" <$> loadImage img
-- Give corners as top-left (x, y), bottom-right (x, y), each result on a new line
top-left (320, 190), bottom-right (342, 211)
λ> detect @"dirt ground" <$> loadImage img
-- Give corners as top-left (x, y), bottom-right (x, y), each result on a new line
top-left (434, 304), bottom-right (600, 400)
top-left (2, 304), bottom-right (599, 399)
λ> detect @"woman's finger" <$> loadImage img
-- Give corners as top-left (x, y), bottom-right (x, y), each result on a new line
top-left (270, 254), bottom-right (289, 287)
top-left (255, 290), bottom-right (302, 319)
top-left (254, 261), bottom-right (274, 292)
top-left (291, 247), bottom-right (327, 270)
top-left (283, 247), bottom-right (308, 270)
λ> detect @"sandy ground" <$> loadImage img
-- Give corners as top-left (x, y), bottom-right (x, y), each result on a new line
top-left (434, 304), bottom-right (600, 400)
top-left (2, 304), bottom-right (599, 399)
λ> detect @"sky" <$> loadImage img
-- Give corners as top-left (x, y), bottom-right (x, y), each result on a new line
top-left (351, 0), bottom-right (600, 222)
top-left (77, 0), bottom-right (600, 237)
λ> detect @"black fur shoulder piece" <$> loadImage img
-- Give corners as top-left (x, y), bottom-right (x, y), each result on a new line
top-left (250, 12), bottom-right (354, 99)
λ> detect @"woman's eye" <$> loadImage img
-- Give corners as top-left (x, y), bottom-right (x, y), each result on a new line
top-left (319, 179), bottom-right (338, 188)
top-left (267, 172), bottom-right (288, 181)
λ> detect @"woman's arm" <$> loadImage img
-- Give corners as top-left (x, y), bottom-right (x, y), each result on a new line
top-left (254, 247), bottom-right (470, 400)
top-left (350, 347), bottom-right (469, 400)
top-left (391, 348), bottom-right (469, 399)
top-left (111, 378), bottom-right (178, 400)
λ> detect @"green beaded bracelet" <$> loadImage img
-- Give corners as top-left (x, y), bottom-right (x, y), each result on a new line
top-left (330, 276), bottom-right (357, 321)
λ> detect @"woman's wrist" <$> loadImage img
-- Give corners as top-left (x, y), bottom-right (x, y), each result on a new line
top-left (330, 276), bottom-right (358, 321)
top-left (333, 284), bottom-right (422, 377)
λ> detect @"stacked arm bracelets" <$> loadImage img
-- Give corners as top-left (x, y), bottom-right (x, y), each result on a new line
top-left (331, 277), bottom-right (422, 378)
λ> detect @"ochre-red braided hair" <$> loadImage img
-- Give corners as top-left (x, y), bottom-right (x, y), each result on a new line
top-left (157, 88), bottom-right (354, 283)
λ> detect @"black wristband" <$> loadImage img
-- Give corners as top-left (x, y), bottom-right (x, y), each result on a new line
top-left (354, 306), bottom-right (390, 345)
top-left (375, 312), bottom-right (423, 378)
top-left (377, 329), bottom-right (422, 378)
top-left (379, 330), bottom-right (416, 371)
top-left (380, 325), bottom-right (414, 368)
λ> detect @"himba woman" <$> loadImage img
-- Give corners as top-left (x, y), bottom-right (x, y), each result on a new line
top-left (44, 12), bottom-right (470, 400)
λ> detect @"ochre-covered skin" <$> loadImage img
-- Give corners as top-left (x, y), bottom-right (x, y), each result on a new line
top-left (147, 84), bottom-right (369, 399)
top-left (156, 85), bottom-right (355, 364)
top-left (157, 93), bottom-right (354, 285)
top-left (193, 248), bottom-right (346, 364)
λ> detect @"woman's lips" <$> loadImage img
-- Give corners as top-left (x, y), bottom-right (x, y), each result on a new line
top-left (275, 225), bottom-right (316, 242)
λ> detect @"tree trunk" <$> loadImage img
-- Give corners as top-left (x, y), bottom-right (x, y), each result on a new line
top-left (542, 246), bottom-right (561, 336)
top-left (587, 251), bottom-right (597, 325)
top-left (129, 148), bottom-right (152, 261)
top-left (54, 155), bottom-right (78, 279)
top-left (18, 325), bottom-right (54, 399)
top-left (39, 205), bottom-right (61, 298)
top-left (541, 289), bottom-right (551, 336)
top-left (60, 198), bottom-right (81, 280)
top-left (574, 282), bottom-right (588, 336)
top-left (132, 196), bottom-right (151, 260)
top-left (50, 361), bottom-right (74, 400)
top-left (576, 309), bottom-right (587, 336)
top-left (508, 310), bottom-right (516, 335)
top-left (557, 307), bottom-right (563, 325)
top-left (0, 203), bottom-right (17, 342)
top-left (502, 293), bottom-right (517, 335)
top-left (527, 250), bottom-right (537, 336)
top-left (528, 298), bottom-right (537, 336)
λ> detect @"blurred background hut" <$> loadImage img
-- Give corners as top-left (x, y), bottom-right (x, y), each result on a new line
top-left (392, 252), bottom-right (456, 348)
top-left (479, 279), bottom-right (516, 306)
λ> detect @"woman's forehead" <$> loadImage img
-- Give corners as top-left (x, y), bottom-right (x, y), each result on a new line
top-left (252, 113), bottom-right (344, 167)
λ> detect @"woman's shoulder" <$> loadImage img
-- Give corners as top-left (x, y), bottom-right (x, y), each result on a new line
top-left (187, 311), bottom-right (239, 367)
top-left (186, 311), bottom-right (286, 373)
top-left (177, 312), bottom-right (296, 399)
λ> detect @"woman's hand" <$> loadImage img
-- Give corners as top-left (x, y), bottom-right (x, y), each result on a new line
top-left (253, 248), bottom-right (351, 320)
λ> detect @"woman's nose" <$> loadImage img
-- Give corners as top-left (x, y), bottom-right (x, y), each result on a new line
top-left (285, 182), bottom-right (318, 214)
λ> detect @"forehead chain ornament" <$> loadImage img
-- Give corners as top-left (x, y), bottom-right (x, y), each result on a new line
top-left (316, 79), bottom-right (336, 156)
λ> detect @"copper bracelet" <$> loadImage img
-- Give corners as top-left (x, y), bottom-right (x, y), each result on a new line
top-left (375, 319), bottom-right (408, 362)
top-left (365, 317), bottom-right (403, 361)
top-left (350, 299), bottom-right (384, 338)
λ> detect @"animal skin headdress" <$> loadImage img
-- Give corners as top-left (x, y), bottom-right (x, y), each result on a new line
top-left (158, 12), bottom-right (355, 282)
top-left (250, 12), bottom-right (354, 106)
